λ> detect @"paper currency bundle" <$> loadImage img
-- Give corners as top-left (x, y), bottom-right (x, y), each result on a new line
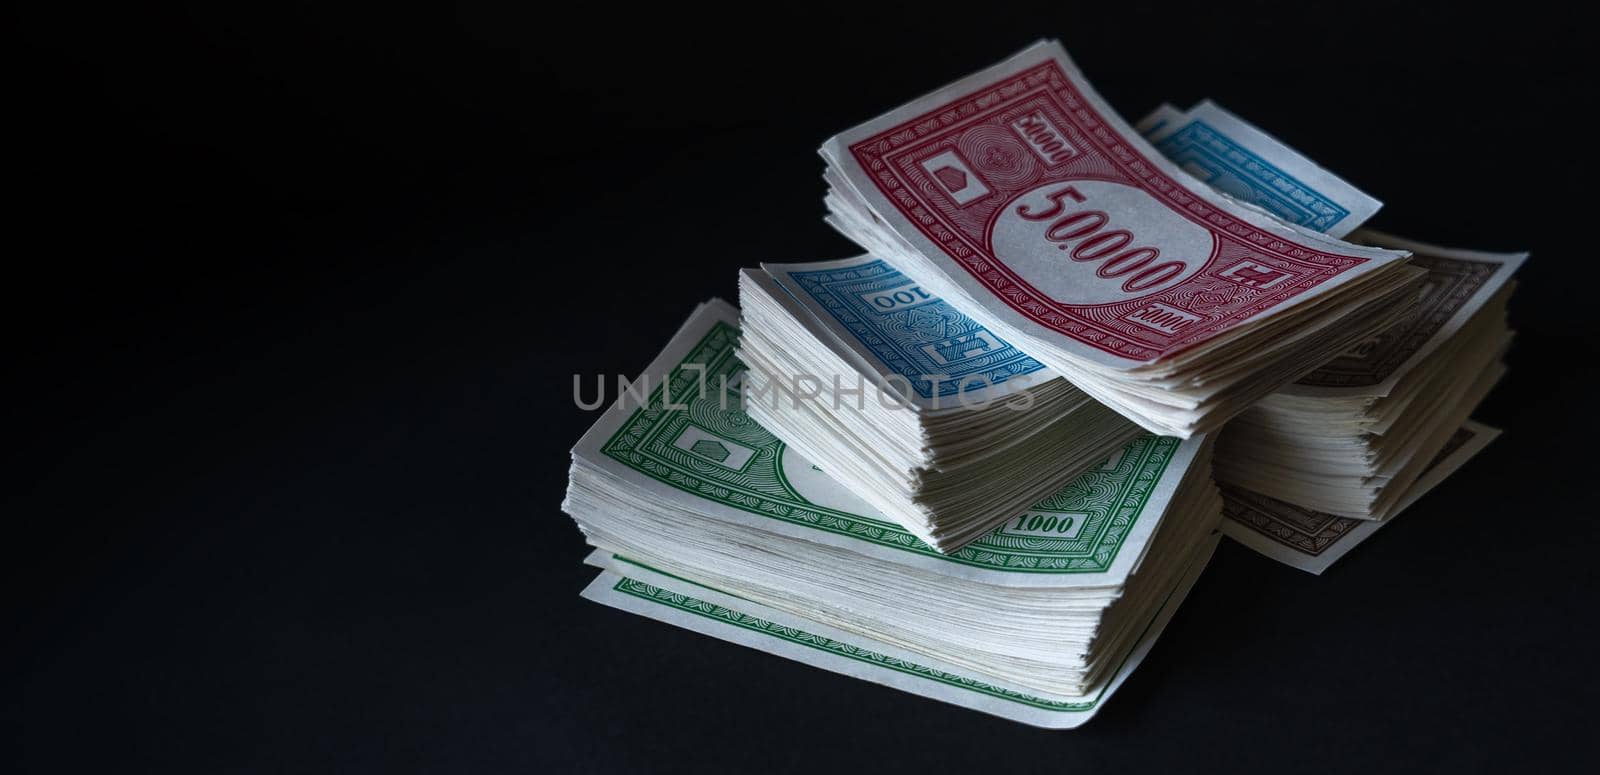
top-left (737, 258), bottom-right (1140, 552)
top-left (1128, 101), bottom-right (1525, 566)
top-left (564, 300), bottom-right (1224, 728)
top-left (559, 40), bottom-right (1528, 730)
top-left (820, 41), bottom-right (1425, 438)
top-left (1214, 232), bottom-right (1523, 519)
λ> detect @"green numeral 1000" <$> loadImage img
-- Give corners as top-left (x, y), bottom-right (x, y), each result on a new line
top-left (1011, 512), bottom-right (1076, 534)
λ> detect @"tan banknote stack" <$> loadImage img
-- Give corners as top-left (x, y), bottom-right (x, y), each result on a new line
top-left (1128, 102), bottom-right (1526, 573)
top-left (1213, 233), bottom-right (1522, 572)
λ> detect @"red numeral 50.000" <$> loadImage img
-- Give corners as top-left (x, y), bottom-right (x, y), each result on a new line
top-left (1018, 186), bottom-right (1187, 293)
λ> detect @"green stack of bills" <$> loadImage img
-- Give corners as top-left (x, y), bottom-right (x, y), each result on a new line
top-left (564, 300), bottom-right (1223, 727)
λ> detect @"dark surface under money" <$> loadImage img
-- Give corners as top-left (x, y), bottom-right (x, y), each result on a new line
top-left (9, 4), bottom-right (1595, 773)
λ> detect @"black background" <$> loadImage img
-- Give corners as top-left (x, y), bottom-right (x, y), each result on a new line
top-left (10, 3), bottom-right (1599, 772)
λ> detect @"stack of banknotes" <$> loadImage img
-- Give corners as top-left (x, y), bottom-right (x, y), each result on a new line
top-left (819, 44), bottom-right (1426, 438)
top-left (1215, 231), bottom-right (1521, 516)
top-left (563, 40), bottom-right (1526, 725)
top-left (738, 261), bottom-right (1140, 551)
top-left (568, 300), bottom-right (1222, 728)
top-left (1130, 102), bottom-right (1527, 571)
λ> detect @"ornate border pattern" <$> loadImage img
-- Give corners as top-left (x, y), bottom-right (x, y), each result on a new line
top-left (1220, 485), bottom-right (1360, 556)
top-left (1297, 255), bottom-right (1497, 387)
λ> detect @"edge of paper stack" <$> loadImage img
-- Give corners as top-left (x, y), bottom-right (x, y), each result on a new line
top-left (579, 538), bottom-right (1216, 729)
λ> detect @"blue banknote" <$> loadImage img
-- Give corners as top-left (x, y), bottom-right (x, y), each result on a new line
top-left (1147, 103), bottom-right (1373, 235)
top-left (1153, 121), bottom-right (1350, 233)
top-left (777, 258), bottom-right (1047, 400)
